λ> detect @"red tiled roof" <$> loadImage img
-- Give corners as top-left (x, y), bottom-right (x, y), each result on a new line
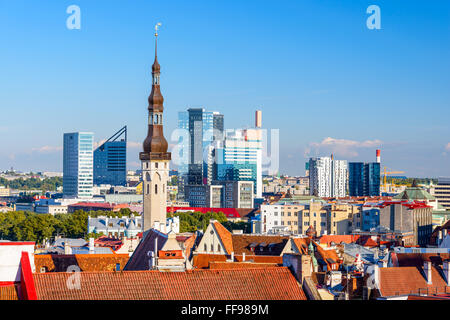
top-left (209, 262), bottom-right (279, 269)
top-left (183, 234), bottom-right (197, 261)
top-left (94, 236), bottom-right (123, 251)
top-left (32, 268), bottom-right (307, 300)
top-left (231, 234), bottom-right (289, 256)
top-left (192, 254), bottom-right (228, 269)
top-left (393, 253), bottom-right (450, 268)
top-left (213, 222), bottom-right (234, 254)
top-left (0, 284), bottom-right (19, 300)
top-left (408, 294), bottom-right (450, 300)
top-left (192, 254), bottom-right (283, 269)
top-left (34, 254), bottom-right (130, 272)
top-left (291, 238), bottom-right (342, 270)
top-left (69, 202), bottom-right (129, 210)
top-left (319, 235), bottom-right (360, 246)
top-left (379, 266), bottom-right (450, 297)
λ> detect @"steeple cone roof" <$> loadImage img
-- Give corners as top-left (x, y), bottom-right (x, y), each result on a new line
top-left (152, 36), bottom-right (161, 73)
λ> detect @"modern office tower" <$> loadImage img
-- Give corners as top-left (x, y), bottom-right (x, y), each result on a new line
top-left (214, 128), bottom-right (262, 197)
top-left (93, 126), bottom-right (127, 186)
top-left (348, 162), bottom-right (380, 197)
top-left (63, 132), bottom-right (94, 198)
top-left (177, 108), bottom-right (224, 186)
top-left (177, 111), bottom-right (189, 176)
top-left (429, 178), bottom-right (450, 210)
top-left (309, 156), bottom-right (347, 197)
top-left (349, 162), bottom-right (364, 196)
top-left (139, 30), bottom-right (171, 233)
top-left (364, 162), bottom-right (381, 196)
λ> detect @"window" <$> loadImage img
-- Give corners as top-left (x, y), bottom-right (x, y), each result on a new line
top-left (217, 244), bottom-right (220, 252)
top-left (211, 244), bottom-right (214, 252)
top-left (204, 243), bottom-right (207, 252)
top-left (155, 184), bottom-right (158, 194)
top-left (155, 162), bottom-right (159, 169)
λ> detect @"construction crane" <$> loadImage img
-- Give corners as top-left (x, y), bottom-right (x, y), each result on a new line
top-left (381, 166), bottom-right (405, 193)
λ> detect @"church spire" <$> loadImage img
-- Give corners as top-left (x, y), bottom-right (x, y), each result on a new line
top-left (139, 23), bottom-right (171, 235)
top-left (141, 22), bottom-right (170, 156)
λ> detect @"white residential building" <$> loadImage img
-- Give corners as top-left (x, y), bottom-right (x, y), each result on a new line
top-left (63, 132), bottom-right (94, 199)
top-left (309, 156), bottom-right (347, 197)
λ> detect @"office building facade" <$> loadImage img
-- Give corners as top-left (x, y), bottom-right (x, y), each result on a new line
top-left (430, 178), bottom-right (450, 210)
top-left (93, 126), bottom-right (127, 186)
top-left (177, 108), bottom-right (224, 186)
top-left (214, 129), bottom-right (262, 197)
top-left (63, 132), bottom-right (94, 198)
top-left (348, 162), bottom-right (380, 197)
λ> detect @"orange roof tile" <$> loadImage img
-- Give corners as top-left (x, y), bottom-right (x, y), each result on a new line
top-left (319, 235), bottom-right (360, 246)
top-left (32, 268), bottom-right (307, 300)
top-left (209, 262), bottom-right (279, 269)
top-left (379, 266), bottom-right (450, 297)
top-left (0, 284), bottom-right (19, 300)
top-left (213, 222), bottom-right (233, 254)
top-left (34, 254), bottom-right (129, 273)
top-left (394, 253), bottom-right (450, 268)
top-left (231, 234), bottom-right (289, 256)
top-left (192, 254), bottom-right (283, 269)
top-left (192, 254), bottom-right (228, 269)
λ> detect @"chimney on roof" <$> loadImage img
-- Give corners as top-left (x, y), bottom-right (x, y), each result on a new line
top-left (64, 242), bottom-right (72, 255)
top-left (89, 237), bottom-right (94, 253)
top-left (373, 264), bottom-right (380, 289)
top-left (424, 261), bottom-right (432, 284)
top-left (231, 251), bottom-right (234, 262)
top-left (444, 260), bottom-right (450, 286)
top-left (242, 252), bottom-right (246, 262)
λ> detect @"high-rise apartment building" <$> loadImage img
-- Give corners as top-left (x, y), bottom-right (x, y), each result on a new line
top-left (309, 156), bottom-right (347, 197)
top-left (93, 126), bottom-right (127, 186)
top-left (63, 132), bottom-right (94, 198)
top-left (348, 162), bottom-right (380, 197)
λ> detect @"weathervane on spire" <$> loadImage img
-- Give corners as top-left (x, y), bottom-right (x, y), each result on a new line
top-left (154, 22), bottom-right (162, 37)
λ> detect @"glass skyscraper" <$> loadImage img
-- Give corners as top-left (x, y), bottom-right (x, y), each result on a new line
top-left (93, 126), bottom-right (127, 186)
top-left (349, 162), bottom-right (380, 197)
top-left (176, 108), bottom-right (224, 186)
top-left (214, 129), bottom-right (261, 196)
top-left (63, 132), bottom-right (94, 198)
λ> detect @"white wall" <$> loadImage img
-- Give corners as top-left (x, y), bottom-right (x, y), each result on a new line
top-left (0, 243), bottom-right (35, 282)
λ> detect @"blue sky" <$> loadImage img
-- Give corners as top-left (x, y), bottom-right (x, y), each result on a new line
top-left (0, 0), bottom-right (449, 177)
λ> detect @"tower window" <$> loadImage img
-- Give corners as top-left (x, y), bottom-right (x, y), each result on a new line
top-left (155, 184), bottom-right (158, 194)
top-left (155, 162), bottom-right (158, 169)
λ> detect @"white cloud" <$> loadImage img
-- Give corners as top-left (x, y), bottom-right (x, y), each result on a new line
top-left (127, 141), bottom-right (142, 149)
top-left (445, 143), bottom-right (450, 151)
top-left (31, 146), bottom-right (63, 153)
top-left (305, 137), bottom-right (382, 158)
